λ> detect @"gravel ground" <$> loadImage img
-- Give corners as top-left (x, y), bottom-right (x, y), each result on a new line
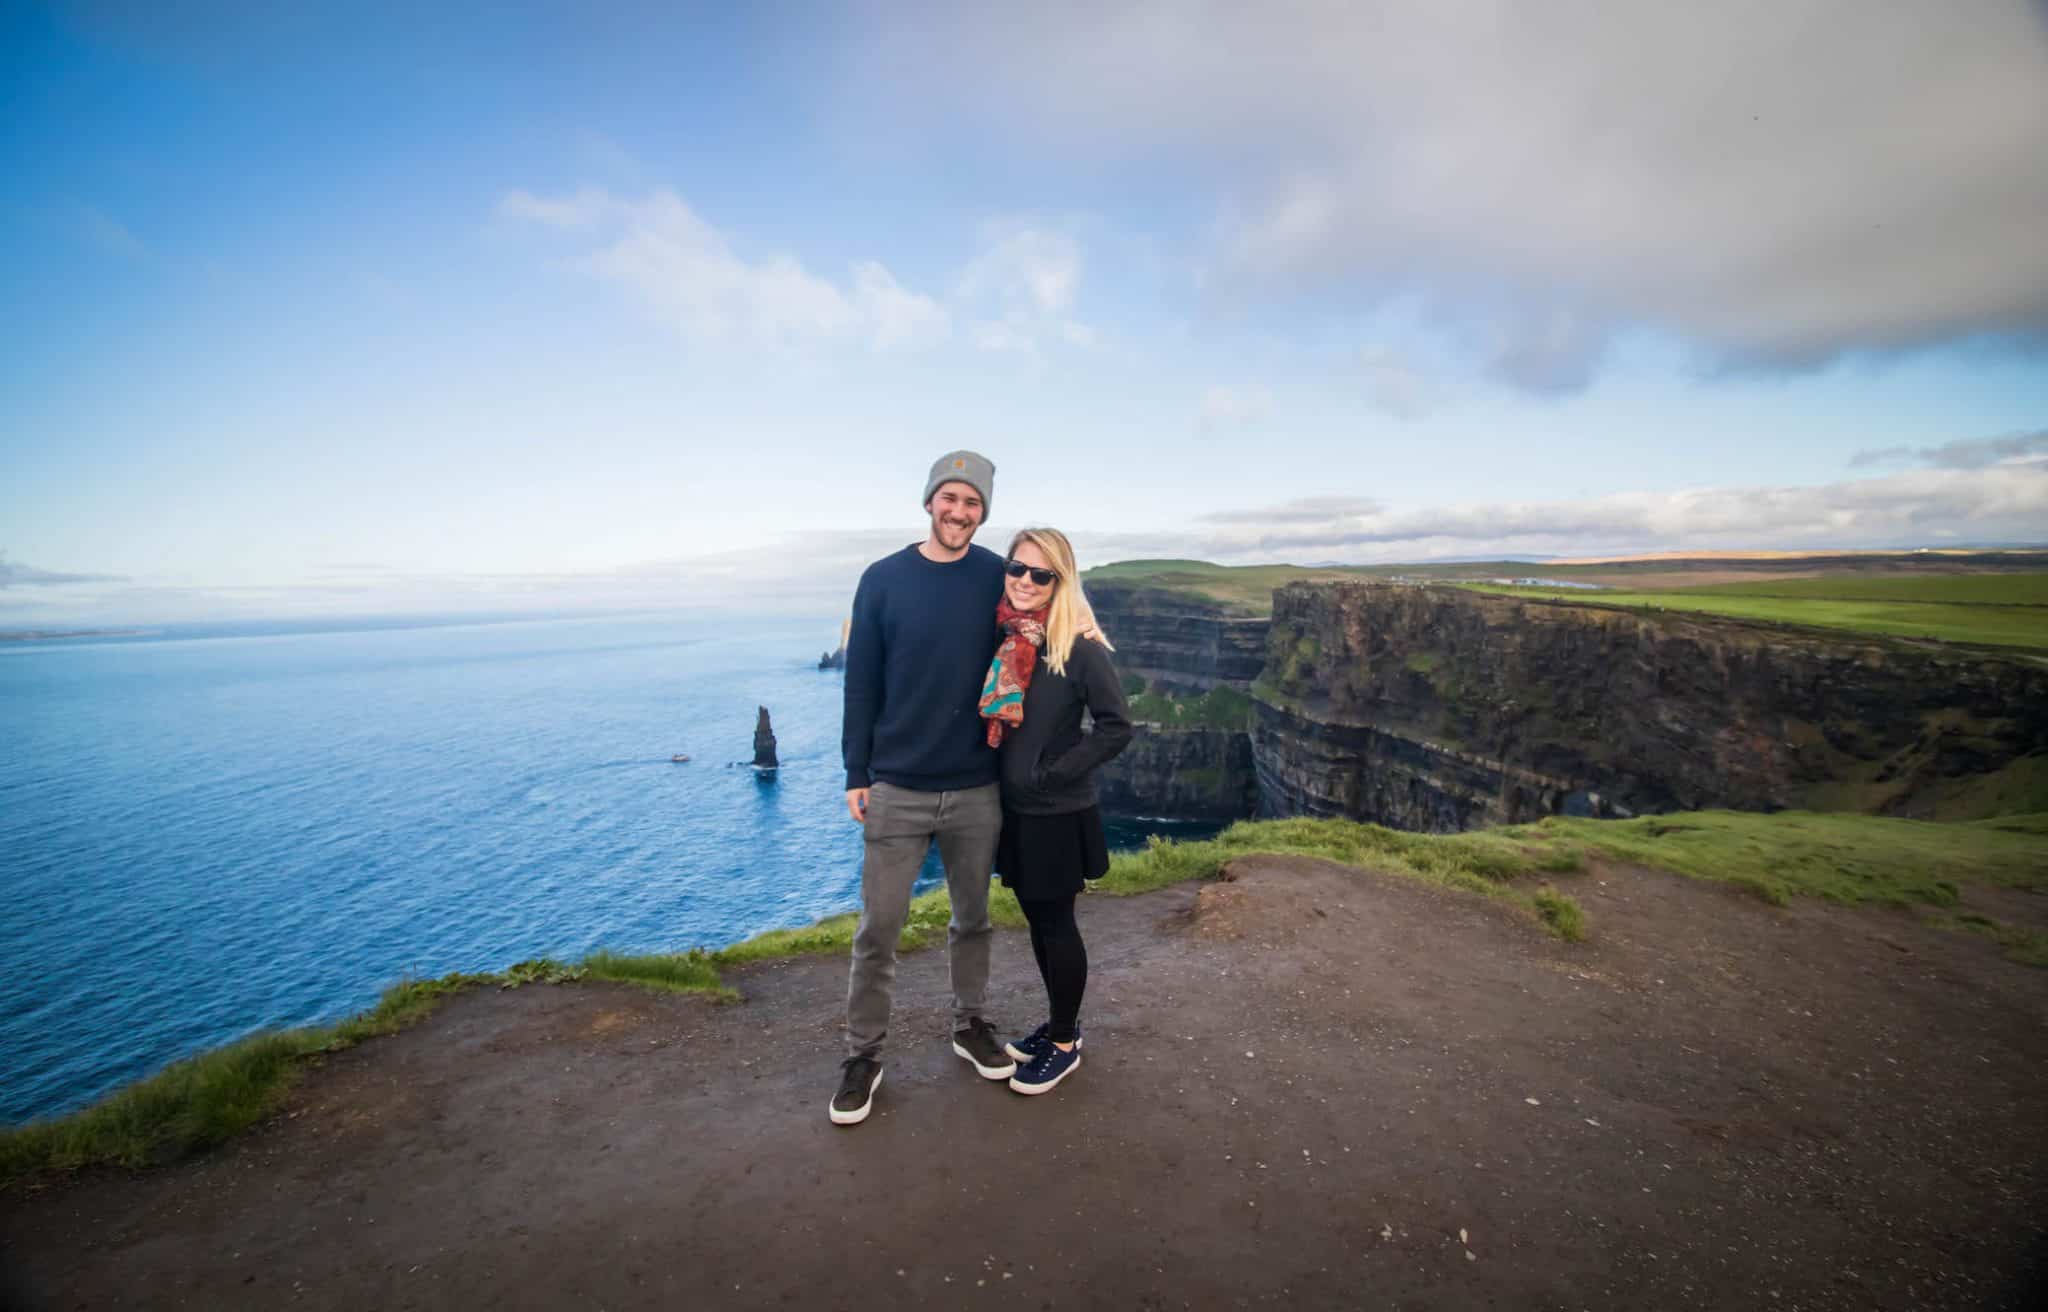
top-left (5, 857), bottom-right (2045, 1310)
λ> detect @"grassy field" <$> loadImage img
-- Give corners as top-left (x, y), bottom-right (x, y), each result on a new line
top-left (1126, 684), bottom-right (1258, 730)
top-left (1085, 556), bottom-right (2048, 632)
top-left (1462, 582), bottom-right (2048, 651)
top-left (1676, 573), bottom-right (2048, 605)
top-left (1083, 559), bottom-right (1395, 614)
top-left (10, 808), bottom-right (2041, 1187)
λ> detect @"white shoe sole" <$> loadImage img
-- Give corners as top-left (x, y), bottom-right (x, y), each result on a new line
top-left (952, 1040), bottom-right (1017, 1080)
top-left (1009, 1052), bottom-right (1080, 1095)
top-left (829, 1068), bottom-right (882, 1125)
top-left (1004, 1035), bottom-right (1082, 1063)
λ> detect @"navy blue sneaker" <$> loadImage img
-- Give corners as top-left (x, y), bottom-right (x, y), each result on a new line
top-left (1005, 1024), bottom-right (1082, 1064)
top-left (1008, 1041), bottom-right (1082, 1095)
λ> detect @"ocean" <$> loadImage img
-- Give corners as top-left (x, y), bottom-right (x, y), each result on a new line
top-left (0, 612), bottom-right (1213, 1125)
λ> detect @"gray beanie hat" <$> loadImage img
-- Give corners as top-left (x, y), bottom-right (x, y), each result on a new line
top-left (923, 450), bottom-right (995, 513)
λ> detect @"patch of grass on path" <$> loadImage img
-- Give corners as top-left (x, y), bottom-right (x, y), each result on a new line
top-left (1522, 810), bottom-right (2048, 907)
top-left (583, 950), bottom-right (737, 1002)
top-left (1947, 913), bottom-right (2048, 968)
top-left (0, 952), bottom-right (739, 1188)
top-left (1091, 815), bottom-right (1588, 939)
top-left (0, 973), bottom-right (495, 1186)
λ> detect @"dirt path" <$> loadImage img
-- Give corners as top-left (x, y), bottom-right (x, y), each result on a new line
top-left (6, 860), bottom-right (2046, 1310)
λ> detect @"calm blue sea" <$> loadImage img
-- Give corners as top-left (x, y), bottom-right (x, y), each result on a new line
top-left (0, 612), bottom-right (1212, 1125)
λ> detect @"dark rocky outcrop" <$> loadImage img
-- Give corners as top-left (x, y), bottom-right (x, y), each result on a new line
top-left (752, 707), bottom-right (779, 770)
top-left (1094, 727), bottom-right (1261, 821)
top-left (818, 618), bottom-right (850, 670)
top-left (1089, 583), bottom-right (1269, 821)
top-left (1086, 583), bottom-right (1269, 695)
top-left (1252, 582), bottom-right (2048, 829)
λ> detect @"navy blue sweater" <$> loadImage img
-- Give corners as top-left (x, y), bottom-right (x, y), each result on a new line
top-left (842, 543), bottom-right (1006, 792)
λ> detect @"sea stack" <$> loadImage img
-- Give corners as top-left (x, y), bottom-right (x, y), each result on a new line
top-left (753, 706), bottom-right (779, 770)
top-left (818, 616), bottom-right (851, 670)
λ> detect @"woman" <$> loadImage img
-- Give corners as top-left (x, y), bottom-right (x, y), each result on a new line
top-left (978, 527), bottom-right (1134, 1095)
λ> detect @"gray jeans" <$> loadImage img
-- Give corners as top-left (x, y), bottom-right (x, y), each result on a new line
top-left (845, 780), bottom-right (1002, 1059)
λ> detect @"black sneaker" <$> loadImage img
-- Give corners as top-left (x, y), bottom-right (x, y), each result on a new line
top-left (1008, 1041), bottom-right (1081, 1095)
top-left (951, 1018), bottom-right (1017, 1079)
top-left (1005, 1024), bottom-right (1083, 1064)
top-left (830, 1056), bottom-right (883, 1125)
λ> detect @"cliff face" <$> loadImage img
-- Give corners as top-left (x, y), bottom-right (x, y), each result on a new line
top-left (1253, 583), bottom-right (2048, 829)
top-left (1088, 583), bottom-right (1267, 820)
top-left (1087, 583), bottom-right (1269, 694)
top-left (1094, 728), bottom-right (1261, 821)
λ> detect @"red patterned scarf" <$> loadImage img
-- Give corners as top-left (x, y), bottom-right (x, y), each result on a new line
top-left (978, 600), bottom-right (1049, 747)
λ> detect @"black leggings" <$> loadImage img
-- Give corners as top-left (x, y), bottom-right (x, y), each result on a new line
top-left (1017, 895), bottom-right (1087, 1043)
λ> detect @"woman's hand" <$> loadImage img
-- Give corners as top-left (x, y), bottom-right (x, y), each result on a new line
top-left (846, 788), bottom-right (870, 823)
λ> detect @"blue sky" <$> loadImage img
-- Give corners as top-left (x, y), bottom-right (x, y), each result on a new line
top-left (4, 1), bottom-right (2047, 624)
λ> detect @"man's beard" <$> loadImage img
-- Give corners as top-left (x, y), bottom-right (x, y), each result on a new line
top-left (931, 512), bottom-right (979, 547)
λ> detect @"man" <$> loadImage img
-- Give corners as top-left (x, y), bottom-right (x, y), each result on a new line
top-left (831, 450), bottom-right (1015, 1125)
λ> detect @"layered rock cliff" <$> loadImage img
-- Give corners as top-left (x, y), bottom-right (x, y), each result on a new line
top-left (1252, 582), bottom-right (2048, 829)
top-left (1087, 583), bottom-right (1268, 819)
top-left (1093, 727), bottom-right (1261, 821)
top-left (1086, 583), bottom-right (1269, 694)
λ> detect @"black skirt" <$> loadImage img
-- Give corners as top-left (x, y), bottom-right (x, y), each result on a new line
top-left (996, 806), bottom-right (1111, 900)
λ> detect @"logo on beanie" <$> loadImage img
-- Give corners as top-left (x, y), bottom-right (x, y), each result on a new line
top-left (953, 459), bottom-right (965, 469)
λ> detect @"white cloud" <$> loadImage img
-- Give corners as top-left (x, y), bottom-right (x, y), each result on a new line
top-left (957, 225), bottom-right (1080, 314)
top-left (870, 1), bottom-right (2048, 389)
top-left (954, 222), bottom-right (1092, 353)
top-left (851, 260), bottom-right (951, 349)
top-left (1850, 428), bottom-right (2048, 471)
top-left (1180, 465), bottom-right (2048, 560)
top-left (1197, 384), bottom-right (1271, 432)
top-left (15, 464), bottom-right (2042, 627)
top-left (972, 317), bottom-right (1039, 354)
top-left (499, 187), bottom-right (611, 229)
top-left (501, 187), bottom-right (949, 350)
top-left (1357, 346), bottom-right (1433, 418)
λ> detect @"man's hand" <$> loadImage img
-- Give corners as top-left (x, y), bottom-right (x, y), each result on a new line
top-left (846, 788), bottom-right (870, 823)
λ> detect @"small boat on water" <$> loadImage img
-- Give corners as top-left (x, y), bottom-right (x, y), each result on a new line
top-left (671, 754), bottom-right (691, 763)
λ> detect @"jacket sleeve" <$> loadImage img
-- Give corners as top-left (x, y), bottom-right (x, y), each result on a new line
top-left (841, 568), bottom-right (884, 790)
top-left (1042, 641), bottom-right (1135, 784)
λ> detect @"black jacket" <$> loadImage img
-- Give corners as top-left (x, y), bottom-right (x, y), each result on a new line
top-left (997, 638), bottom-right (1135, 815)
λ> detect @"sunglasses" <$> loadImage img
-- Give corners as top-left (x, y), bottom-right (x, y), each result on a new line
top-left (1005, 561), bottom-right (1058, 586)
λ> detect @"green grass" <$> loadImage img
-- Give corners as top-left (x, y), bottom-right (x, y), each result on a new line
top-left (1520, 809), bottom-right (2048, 907)
top-left (1083, 560), bottom-right (1395, 615)
top-left (1948, 912), bottom-right (2048, 968)
top-left (1097, 552), bottom-right (2048, 622)
top-left (582, 950), bottom-right (737, 1001)
top-left (0, 951), bottom-right (730, 1188)
top-left (0, 973), bottom-right (495, 1184)
top-left (1677, 572), bottom-right (2048, 606)
top-left (1462, 583), bottom-right (2048, 650)
top-left (1090, 815), bottom-right (1590, 937)
top-left (1127, 684), bottom-right (1257, 731)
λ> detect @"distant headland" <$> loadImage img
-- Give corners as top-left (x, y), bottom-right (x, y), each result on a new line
top-left (0, 628), bottom-right (149, 643)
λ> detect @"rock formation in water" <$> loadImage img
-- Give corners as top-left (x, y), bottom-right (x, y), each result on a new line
top-left (818, 617), bottom-right (850, 670)
top-left (753, 706), bottom-right (779, 770)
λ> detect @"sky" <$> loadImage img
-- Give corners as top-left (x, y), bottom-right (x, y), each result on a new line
top-left (3, 0), bottom-right (2047, 625)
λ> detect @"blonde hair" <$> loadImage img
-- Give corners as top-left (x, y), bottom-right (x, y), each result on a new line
top-left (1008, 527), bottom-right (1112, 676)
